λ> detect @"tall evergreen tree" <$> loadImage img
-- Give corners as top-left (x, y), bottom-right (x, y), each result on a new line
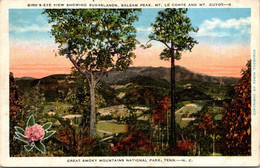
top-left (146, 8), bottom-right (198, 150)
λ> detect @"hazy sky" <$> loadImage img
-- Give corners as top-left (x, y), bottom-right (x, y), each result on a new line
top-left (9, 8), bottom-right (251, 78)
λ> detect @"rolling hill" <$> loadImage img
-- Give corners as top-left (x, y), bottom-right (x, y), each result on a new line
top-left (13, 66), bottom-right (239, 102)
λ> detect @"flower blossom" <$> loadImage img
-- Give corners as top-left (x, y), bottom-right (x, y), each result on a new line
top-left (24, 124), bottom-right (45, 142)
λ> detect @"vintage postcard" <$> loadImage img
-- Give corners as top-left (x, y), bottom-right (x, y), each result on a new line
top-left (0, 0), bottom-right (259, 167)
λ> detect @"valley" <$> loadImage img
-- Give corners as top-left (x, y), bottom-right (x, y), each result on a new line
top-left (12, 65), bottom-right (238, 156)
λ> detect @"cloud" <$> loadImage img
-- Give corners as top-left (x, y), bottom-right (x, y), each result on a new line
top-left (218, 17), bottom-right (251, 30)
top-left (36, 15), bottom-right (48, 24)
top-left (16, 18), bottom-right (30, 24)
top-left (196, 17), bottom-right (251, 37)
top-left (9, 24), bottom-right (51, 33)
top-left (136, 27), bottom-right (153, 32)
top-left (193, 31), bottom-right (230, 37)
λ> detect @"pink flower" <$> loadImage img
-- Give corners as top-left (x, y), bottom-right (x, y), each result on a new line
top-left (24, 124), bottom-right (45, 142)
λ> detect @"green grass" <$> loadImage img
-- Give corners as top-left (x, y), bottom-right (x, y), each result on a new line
top-left (98, 105), bottom-right (147, 119)
top-left (43, 102), bottom-right (73, 114)
top-left (175, 103), bottom-right (202, 128)
top-left (210, 152), bottom-right (222, 156)
top-left (97, 122), bottom-right (127, 136)
top-left (137, 115), bottom-right (149, 121)
top-left (179, 120), bottom-right (191, 128)
top-left (98, 105), bottom-right (129, 117)
top-left (214, 114), bottom-right (222, 120)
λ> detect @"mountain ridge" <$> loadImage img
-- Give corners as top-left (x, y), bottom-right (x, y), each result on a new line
top-left (101, 66), bottom-right (239, 85)
top-left (14, 66), bottom-right (239, 86)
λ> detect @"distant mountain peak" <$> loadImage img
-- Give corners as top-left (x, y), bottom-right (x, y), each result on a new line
top-left (14, 77), bottom-right (37, 81)
top-left (101, 66), bottom-right (239, 85)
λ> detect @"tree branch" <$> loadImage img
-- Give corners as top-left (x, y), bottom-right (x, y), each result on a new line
top-left (94, 50), bottom-right (108, 85)
top-left (68, 54), bottom-right (91, 78)
top-left (150, 38), bottom-right (171, 49)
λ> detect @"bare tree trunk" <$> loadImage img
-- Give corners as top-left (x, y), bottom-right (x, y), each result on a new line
top-left (89, 81), bottom-right (97, 137)
top-left (166, 110), bottom-right (169, 144)
top-left (159, 123), bottom-right (162, 150)
top-left (213, 133), bottom-right (215, 156)
top-left (198, 142), bottom-right (201, 156)
top-left (161, 124), bottom-right (163, 150)
top-left (150, 109), bottom-right (154, 154)
top-left (194, 134), bottom-right (197, 155)
top-left (169, 48), bottom-right (177, 151)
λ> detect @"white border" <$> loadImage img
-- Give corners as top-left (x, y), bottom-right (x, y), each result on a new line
top-left (0, 0), bottom-right (259, 167)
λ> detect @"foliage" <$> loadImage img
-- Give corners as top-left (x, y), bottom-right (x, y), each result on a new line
top-left (43, 9), bottom-right (141, 136)
top-left (43, 9), bottom-right (141, 73)
top-left (14, 115), bottom-right (56, 154)
top-left (198, 106), bottom-right (217, 128)
top-left (38, 74), bottom-right (70, 102)
top-left (10, 73), bottom-right (22, 124)
top-left (175, 136), bottom-right (194, 156)
top-left (15, 74), bottom-right (72, 102)
top-left (58, 124), bottom-right (99, 156)
top-left (146, 8), bottom-right (199, 149)
top-left (123, 85), bottom-right (166, 106)
top-left (97, 82), bottom-right (120, 106)
top-left (117, 111), bottom-right (138, 125)
top-left (176, 88), bottom-right (212, 101)
top-left (110, 125), bottom-right (153, 156)
top-left (58, 119), bottom-right (115, 156)
top-left (152, 96), bottom-right (169, 126)
top-left (146, 8), bottom-right (198, 59)
top-left (63, 69), bottom-right (107, 131)
top-left (198, 113), bottom-right (215, 136)
top-left (20, 81), bottom-right (46, 121)
top-left (117, 75), bottom-right (170, 89)
top-left (65, 69), bottom-right (105, 108)
top-left (10, 72), bottom-right (23, 156)
top-left (221, 60), bottom-right (251, 156)
top-left (184, 104), bottom-right (218, 155)
top-left (99, 114), bottom-right (114, 120)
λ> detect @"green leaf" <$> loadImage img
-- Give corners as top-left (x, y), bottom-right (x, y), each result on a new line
top-left (24, 145), bottom-right (33, 152)
top-left (26, 115), bottom-right (35, 127)
top-left (42, 130), bottom-right (56, 140)
top-left (14, 126), bottom-right (25, 134)
top-left (42, 122), bottom-right (52, 131)
top-left (34, 141), bottom-right (46, 154)
top-left (24, 142), bottom-right (34, 152)
top-left (16, 137), bottom-right (28, 144)
top-left (15, 132), bottom-right (27, 142)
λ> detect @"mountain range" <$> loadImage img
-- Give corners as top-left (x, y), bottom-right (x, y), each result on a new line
top-left (14, 66), bottom-right (239, 86)
top-left (100, 66), bottom-right (239, 85)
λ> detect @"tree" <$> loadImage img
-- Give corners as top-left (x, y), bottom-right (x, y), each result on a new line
top-left (221, 60), bottom-right (251, 155)
top-left (20, 81), bottom-right (45, 121)
top-left (111, 125), bottom-right (152, 156)
top-left (146, 8), bottom-right (198, 149)
top-left (198, 112), bottom-right (215, 136)
top-left (58, 123), bottom-right (96, 156)
top-left (176, 135), bottom-right (194, 156)
top-left (9, 72), bottom-right (23, 156)
top-left (124, 85), bottom-right (164, 106)
top-left (43, 9), bottom-right (141, 136)
top-left (152, 96), bottom-right (169, 151)
top-left (152, 96), bottom-right (169, 126)
top-left (63, 68), bottom-right (107, 130)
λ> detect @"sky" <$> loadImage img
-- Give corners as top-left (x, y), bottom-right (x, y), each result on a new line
top-left (9, 8), bottom-right (251, 78)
